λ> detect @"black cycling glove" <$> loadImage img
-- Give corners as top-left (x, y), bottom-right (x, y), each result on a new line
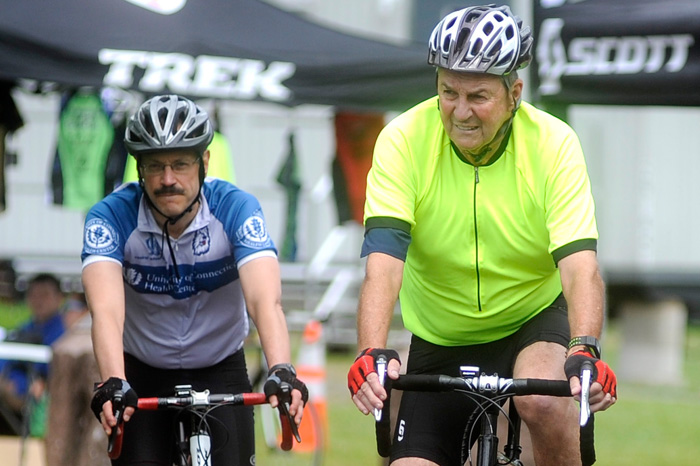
top-left (264, 363), bottom-right (309, 405)
top-left (91, 377), bottom-right (139, 421)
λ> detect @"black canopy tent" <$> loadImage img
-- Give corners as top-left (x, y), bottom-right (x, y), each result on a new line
top-left (0, 0), bottom-right (435, 111)
top-left (531, 0), bottom-right (700, 107)
top-left (532, 0), bottom-right (700, 318)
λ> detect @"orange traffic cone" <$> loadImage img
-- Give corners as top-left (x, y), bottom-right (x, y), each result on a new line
top-left (294, 319), bottom-right (328, 452)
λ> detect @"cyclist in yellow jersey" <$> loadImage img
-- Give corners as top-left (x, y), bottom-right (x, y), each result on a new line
top-left (347, 5), bottom-right (617, 466)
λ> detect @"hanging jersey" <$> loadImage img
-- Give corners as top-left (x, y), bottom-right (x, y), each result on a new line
top-left (81, 178), bottom-right (276, 369)
top-left (365, 97), bottom-right (598, 346)
top-left (57, 92), bottom-right (114, 210)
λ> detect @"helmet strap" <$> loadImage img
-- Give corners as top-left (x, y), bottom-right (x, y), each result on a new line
top-left (139, 167), bottom-right (203, 281)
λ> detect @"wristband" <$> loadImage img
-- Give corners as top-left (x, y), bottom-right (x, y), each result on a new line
top-left (568, 336), bottom-right (601, 359)
top-left (268, 363), bottom-right (297, 377)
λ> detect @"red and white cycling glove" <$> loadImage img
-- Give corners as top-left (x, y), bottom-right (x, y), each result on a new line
top-left (564, 350), bottom-right (618, 398)
top-left (347, 348), bottom-right (400, 397)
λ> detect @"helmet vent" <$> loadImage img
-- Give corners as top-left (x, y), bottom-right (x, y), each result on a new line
top-left (457, 29), bottom-right (469, 50)
top-left (443, 36), bottom-right (452, 54)
top-left (472, 38), bottom-right (483, 55)
top-left (498, 50), bottom-right (513, 66)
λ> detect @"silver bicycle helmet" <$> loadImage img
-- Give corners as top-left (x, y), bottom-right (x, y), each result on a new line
top-left (427, 4), bottom-right (533, 75)
top-left (124, 95), bottom-right (213, 156)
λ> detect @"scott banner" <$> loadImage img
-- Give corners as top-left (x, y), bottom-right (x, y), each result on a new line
top-left (532, 0), bottom-right (700, 106)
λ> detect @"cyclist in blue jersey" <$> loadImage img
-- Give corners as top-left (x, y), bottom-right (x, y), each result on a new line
top-left (347, 5), bottom-right (616, 466)
top-left (83, 95), bottom-right (307, 465)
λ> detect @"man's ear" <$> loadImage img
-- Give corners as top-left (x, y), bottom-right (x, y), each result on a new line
top-left (510, 79), bottom-right (524, 111)
top-left (201, 149), bottom-right (211, 176)
top-left (135, 157), bottom-right (145, 187)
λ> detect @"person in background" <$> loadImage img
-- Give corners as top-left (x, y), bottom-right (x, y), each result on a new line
top-left (0, 273), bottom-right (65, 436)
top-left (347, 5), bottom-right (616, 466)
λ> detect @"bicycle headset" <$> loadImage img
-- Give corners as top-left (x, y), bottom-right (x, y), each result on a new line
top-left (427, 5), bottom-right (533, 162)
top-left (123, 95), bottom-right (214, 278)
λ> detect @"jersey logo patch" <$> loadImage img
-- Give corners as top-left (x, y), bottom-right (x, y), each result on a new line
top-left (146, 233), bottom-right (162, 257)
top-left (236, 213), bottom-right (270, 248)
top-left (193, 227), bottom-right (211, 256)
top-left (84, 219), bottom-right (119, 254)
top-left (124, 267), bottom-right (143, 286)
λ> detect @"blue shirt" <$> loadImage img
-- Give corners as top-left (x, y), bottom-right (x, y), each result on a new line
top-left (0, 313), bottom-right (65, 395)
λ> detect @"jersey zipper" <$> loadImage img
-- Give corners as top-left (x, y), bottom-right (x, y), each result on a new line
top-left (473, 166), bottom-right (482, 312)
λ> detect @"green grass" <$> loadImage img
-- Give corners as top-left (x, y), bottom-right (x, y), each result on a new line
top-left (5, 301), bottom-right (698, 465)
top-left (592, 320), bottom-right (700, 466)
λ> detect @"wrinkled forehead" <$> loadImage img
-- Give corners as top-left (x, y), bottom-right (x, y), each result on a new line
top-left (437, 68), bottom-right (504, 88)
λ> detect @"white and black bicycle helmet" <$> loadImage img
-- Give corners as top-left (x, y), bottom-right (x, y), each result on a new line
top-left (124, 95), bottom-right (213, 156)
top-left (428, 4), bottom-right (533, 75)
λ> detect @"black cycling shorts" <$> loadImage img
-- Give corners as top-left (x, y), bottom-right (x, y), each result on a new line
top-left (113, 349), bottom-right (254, 466)
top-left (390, 296), bottom-right (570, 466)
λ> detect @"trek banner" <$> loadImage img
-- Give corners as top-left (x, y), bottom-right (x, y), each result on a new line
top-left (0, 0), bottom-right (434, 111)
top-left (532, 0), bottom-right (700, 106)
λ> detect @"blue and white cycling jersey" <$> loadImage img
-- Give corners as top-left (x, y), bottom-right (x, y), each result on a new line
top-left (81, 178), bottom-right (277, 369)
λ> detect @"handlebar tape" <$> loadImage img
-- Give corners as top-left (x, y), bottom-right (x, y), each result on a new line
top-left (392, 374), bottom-right (466, 391)
top-left (510, 379), bottom-right (571, 396)
top-left (242, 392), bottom-right (268, 405)
top-left (278, 410), bottom-right (294, 451)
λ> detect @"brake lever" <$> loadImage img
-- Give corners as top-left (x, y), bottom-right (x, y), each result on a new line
top-left (107, 391), bottom-right (125, 456)
top-left (277, 382), bottom-right (302, 443)
top-left (374, 354), bottom-right (387, 421)
top-left (579, 361), bottom-right (593, 427)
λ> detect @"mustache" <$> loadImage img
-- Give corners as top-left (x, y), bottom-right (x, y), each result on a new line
top-left (154, 187), bottom-right (185, 196)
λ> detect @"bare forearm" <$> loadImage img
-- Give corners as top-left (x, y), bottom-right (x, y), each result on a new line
top-left (90, 314), bottom-right (126, 379)
top-left (356, 253), bottom-right (404, 351)
top-left (252, 303), bottom-right (291, 367)
top-left (240, 256), bottom-right (291, 366)
top-left (83, 261), bottom-right (127, 380)
top-left (559, 250), bottom-right (605, 340)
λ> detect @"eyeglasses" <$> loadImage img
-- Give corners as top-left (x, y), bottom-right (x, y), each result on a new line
top-left (140, 158), bottom-right (200, 176)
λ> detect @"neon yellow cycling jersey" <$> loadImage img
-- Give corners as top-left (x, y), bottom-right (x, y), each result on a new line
top-left (365, 96), bottom-right (598, 346)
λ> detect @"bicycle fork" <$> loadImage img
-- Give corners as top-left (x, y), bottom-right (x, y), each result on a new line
top-left (476, 406), bottom-right (500, 466)
top-left (189, 430), bottom-right (212, 466)
top-left (175, 417), bottom-right (212, 466)
top-left (502, 402), bottom-right (524, 466)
